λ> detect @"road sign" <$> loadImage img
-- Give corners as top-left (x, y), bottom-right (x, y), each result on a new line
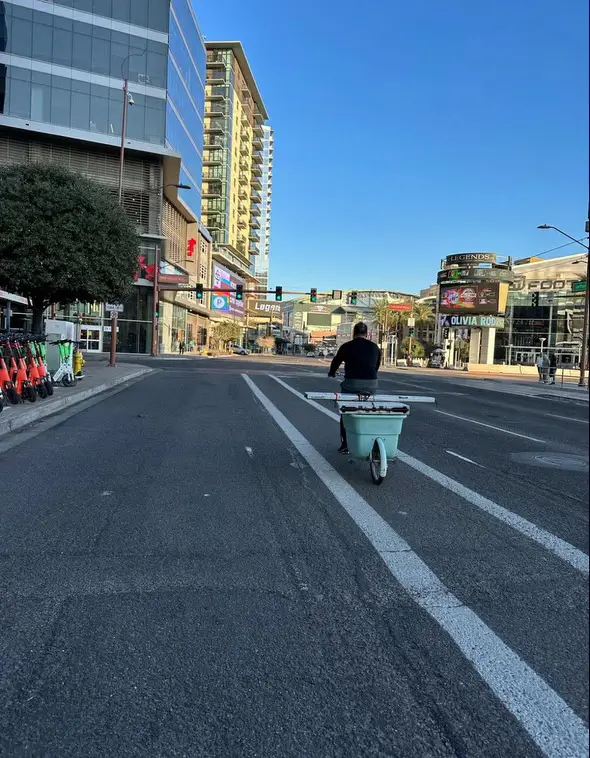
top-left (407, 317), bottom-right (416, 327)
top-left (544, 293), bottom-right (557, 305)
top-left (105, 302), bottom-right (124, 313)
top-left (572, 281), bottom-right (587, 293)
top-left (109, 310), bottom-right (119, 320)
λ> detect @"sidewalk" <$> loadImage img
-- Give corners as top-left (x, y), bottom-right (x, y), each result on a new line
top-left (381, 366), bottom-right (589, 402)
top-left (0, 363), bottom-right (154, 437)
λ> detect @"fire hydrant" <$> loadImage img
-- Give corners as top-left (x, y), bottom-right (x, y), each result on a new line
top-left (73, 348), bottom-right (85, 379)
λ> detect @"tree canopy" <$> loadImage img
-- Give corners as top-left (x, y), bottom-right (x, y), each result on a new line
top-left (212, 320), bottom-right (242, 348)
top-left (0, 163), bottom-right (140, 330)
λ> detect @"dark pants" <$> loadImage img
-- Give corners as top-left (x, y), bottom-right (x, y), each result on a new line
top-left (339, 379), bottom-right (378, 448)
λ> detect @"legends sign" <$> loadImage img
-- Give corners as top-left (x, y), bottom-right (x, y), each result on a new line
top-left (445, 252), bottom-right (498, 266)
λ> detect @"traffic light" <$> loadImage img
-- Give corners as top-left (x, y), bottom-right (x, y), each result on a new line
top-left (349, 291), bottom-right (358, 306)
top-left (187, 238), bottom-right (196, 258)
top-left (275, 286), bottom-right (283, 302)
top-left (236, 284), bottom-right (244, 301)
top-left (408, 327), bottom-right (415, 338)
top-left (443, 328), bottom-right (450, 339)
top-left (195, 283), bottom-right (204, 300)
top-left (310, 288), bottom-right (317, 303)
top-left (531, 292), bottom-right (539, 307)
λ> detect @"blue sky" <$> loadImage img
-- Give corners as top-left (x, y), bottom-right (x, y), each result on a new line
top-left (195, 0), bottom-right (589, 295)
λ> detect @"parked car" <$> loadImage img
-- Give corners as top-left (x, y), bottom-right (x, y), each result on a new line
top-left (306, 351), bottom-right (317, 357)
top-left (232, 345), bottom-right (250, 355)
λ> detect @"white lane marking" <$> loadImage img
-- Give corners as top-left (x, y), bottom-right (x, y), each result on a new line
top-left (445, 450), bottom-right (484, 467)
top-left (245, 374), bottom-right (589, 758)
top-left (433, 409), bottom-right (547, 443)
top-left (100, 491), bottom-right (114, 496)
top-left (245, 446), bottom-right (254, 458)
top-left (544, 413), bottom-right (589, 425)
top-left (269, 375), bottom-right (589, 575)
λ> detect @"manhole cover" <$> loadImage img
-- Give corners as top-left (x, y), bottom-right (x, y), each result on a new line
top-left (511, 452), bottom-right (589, 472)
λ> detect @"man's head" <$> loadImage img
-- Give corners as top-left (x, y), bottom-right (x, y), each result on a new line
top-left (353, 322), bottom-right (368, 339)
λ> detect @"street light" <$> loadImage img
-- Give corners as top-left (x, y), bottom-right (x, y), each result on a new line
top-left (538, 223), bottom-right (590, 387)
top-left (117, 49), bottom-right (147, 206)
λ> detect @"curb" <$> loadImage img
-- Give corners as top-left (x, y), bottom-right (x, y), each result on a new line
top-left (0, 367), bottom-right (154, 437)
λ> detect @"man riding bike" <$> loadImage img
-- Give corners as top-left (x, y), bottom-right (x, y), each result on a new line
top-left (328, 322), bottom-right (382, 453)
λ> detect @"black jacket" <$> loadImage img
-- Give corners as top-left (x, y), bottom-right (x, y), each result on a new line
top-left (329, 338), bottom-right (381, 380)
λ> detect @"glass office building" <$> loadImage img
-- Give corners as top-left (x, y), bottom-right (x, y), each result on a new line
top-left (0, 0), bottom-right (208, 352)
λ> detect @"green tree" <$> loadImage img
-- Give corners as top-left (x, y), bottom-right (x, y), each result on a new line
top-left (212, 320), bottom-right (241, 349)
top-left (400, 338), bottom-right (425, 358)
top-left (0, 163), bottom-right (140, 331)
top-left (412, 301), bottom-right (435, 327)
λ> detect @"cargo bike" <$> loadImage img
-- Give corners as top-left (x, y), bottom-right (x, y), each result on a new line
top-left (305, 390), bottom-right (436, 485)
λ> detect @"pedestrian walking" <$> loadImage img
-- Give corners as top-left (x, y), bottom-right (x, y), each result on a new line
top-left (537, 353), bottom-right (549, 383)
top-left (548, 352), bottom-right (557, 384)
top-left (178, 340), bottom-right (185, 355)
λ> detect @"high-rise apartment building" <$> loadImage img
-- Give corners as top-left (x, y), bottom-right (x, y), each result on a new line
top-left (0, 0), bottom-right (211, 352)
top-left (202, 42), bottom-right (269, 298)
top-left (253, 124), bottom-right (273, 291)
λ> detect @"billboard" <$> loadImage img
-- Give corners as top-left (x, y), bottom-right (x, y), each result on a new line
top-left (212, 264), bottom-right (245, 317)
top-left (439, 283), bottom-right (509, 314)
top-left (437, 268), bottom-right (515, 284)
top-left (247, 300), bottom-right (283, 320)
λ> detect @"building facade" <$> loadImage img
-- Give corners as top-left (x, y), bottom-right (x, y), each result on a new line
top-left (0, 0), bottom-right (212, 352)
top-left (202, 41), bottom-right (270, 341)
top-left (252, 124), bottom-right (273, 291)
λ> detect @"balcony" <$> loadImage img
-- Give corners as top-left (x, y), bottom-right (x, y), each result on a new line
top-left (203, 183), bottom-right (223, 198)
top-left (254, 111), bottom-right (264, 124)
top-left (250, 202), bottom-right (261, 216)
top-left (252, 150), bottom-right (264, 165)
top-left (205, 102), bottom-right (226, 118)
top-left (250, 216), bottom-right (261, 229)
top-left (203, 167), bottom-right (225, 180)
top-left (249, 229), bottom-right (261, 241)
top-left (205, 119), bottom-right (226, 133)
top-left (204, 214), bottom-right (222, 230)
top-left (240, 111), bottom-right (250, 125)
top-left (237, 217), bottom-right (247, 229)
top-left (238, 186), bottom-right (248, 199)
top-left (252, 133), bottom-right (263, 150)
top-left (204, 134), bottom-right (225, 149)
top-left (239, 171), bottom-right (249, 184)
top-left (248, 242), bottom-right (260, 256)
top-left (239, 141), bottom-right (250, 156)
top-left (252, 163), bottom-right (263, 177)
top-left (206, 71), bottom-right (227, 86)
top-left (203, 151), bottom-right (223, 166)
top-left (207, 51), bottom-right (226, 67)
top-left (208, 85), bottom-right (227, 100)
top-left (250, 189), bottom-right (262, 202)
top-left (251, 175), bottom-right (262, 190)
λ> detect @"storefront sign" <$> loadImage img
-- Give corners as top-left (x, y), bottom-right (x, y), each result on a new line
top-left (212, 264), bottom-right (245, 317)
top-left (438, 314), bottom-right (505, 328)
top-left (248, 300), bottom-right (283, 317)
top-left (0, 289), bottom-right (29, 305)
top-left (510, 277), bottom-right (580, 292)
top-left (388, 303), bottom-right (413, 312)
top-left (446, 253), bottom-right (497, 265)
top-left (158, 260), bottom-right (190, 285)
top-left (437, 268), bottom-right (515, 284)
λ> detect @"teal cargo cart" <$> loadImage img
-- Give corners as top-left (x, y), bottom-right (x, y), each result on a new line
top-left (305, 393), bottom-right (436, 484)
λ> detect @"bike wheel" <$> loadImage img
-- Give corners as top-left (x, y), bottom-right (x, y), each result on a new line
top-left (62, 374), bottom-right (76, 387)
top-left (44, 378), bottom-right (54, 396)
top-left (36, 382), bottom-right (48, 399)
top-left (24, 383), bottom-right (37, 403)
top-left (5, 384), bottom-right (20, 405)
top-left (369, 439), bottom-right (386, 485)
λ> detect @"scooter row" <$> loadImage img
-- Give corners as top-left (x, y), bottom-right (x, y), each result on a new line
top-left (0, 335), bottom-right (78, 412)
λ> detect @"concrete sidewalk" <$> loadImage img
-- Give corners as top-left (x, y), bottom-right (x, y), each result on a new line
top-left (0, 363), bottom-right (154, 437)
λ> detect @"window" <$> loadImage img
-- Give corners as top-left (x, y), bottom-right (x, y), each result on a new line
top-left (91, 27), bottom-right (111, 76)
top-left (8, 69), bottom-right (32, 119)
top-left (93, 0), bottom-right (112, 17)
top-left (71, 88), bottom-right (91, 130)
top-left (72, 24), bottom-right (92, 71)
top-left (51, 82), bottom-right (71, 126)
top-left (32, 13), bottom-right (53, 62)
top-left (53, 19), bottom-right (73, 68)
top-left (8, 15), bottom-right (33, 58)
top-left (111, 0), bottom-right (131, 24)
top-left (129, 0), bottom-right (149, 28)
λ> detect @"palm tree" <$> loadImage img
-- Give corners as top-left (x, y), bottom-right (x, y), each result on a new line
top-left (412, 301), bottom-right (435, 327)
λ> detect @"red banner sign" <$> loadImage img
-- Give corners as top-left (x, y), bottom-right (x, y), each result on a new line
top-left (388, 304), bottom-right (412, 312)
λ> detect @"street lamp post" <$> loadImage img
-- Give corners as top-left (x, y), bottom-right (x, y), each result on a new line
top-left (537, 224), bottom-right (590, 387)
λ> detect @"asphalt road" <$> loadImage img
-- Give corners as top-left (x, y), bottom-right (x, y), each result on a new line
top-left (0, 356), bottom-right (588, 757)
